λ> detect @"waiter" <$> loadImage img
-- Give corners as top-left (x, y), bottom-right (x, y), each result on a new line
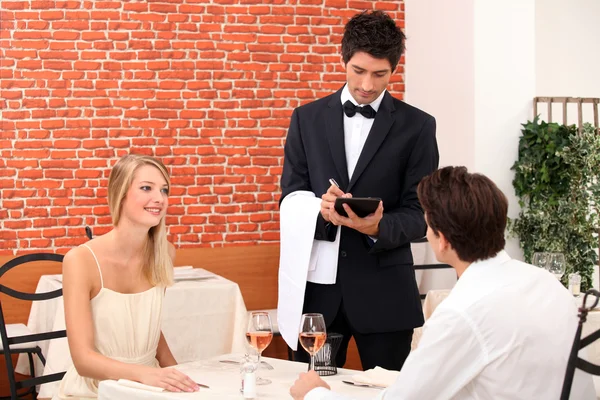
top-left (279, 10), bottom-right (439, 370)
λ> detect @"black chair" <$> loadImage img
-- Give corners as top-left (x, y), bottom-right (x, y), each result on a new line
top-left (0, 253), bottom-right (67, 400)
top-left (85, 226), bottom-right (92, 240)
top-left (411, 237), bottom-right (455, 299)
top-left (561, 289), bottom-right (600, 400)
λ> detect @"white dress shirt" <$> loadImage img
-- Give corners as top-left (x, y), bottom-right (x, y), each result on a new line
top-left (306, 251), bottom-right (594, 400)
top-left (340, 85), bottom-right (386, 180)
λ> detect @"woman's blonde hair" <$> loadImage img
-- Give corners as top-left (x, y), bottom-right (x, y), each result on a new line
top-left (107, 154), bottom-right (173, 287)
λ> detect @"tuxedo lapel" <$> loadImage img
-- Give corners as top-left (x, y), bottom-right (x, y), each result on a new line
top-left (347, 92), bottom-right (396, 193)
top-left (326, 90), bottom-right (350, 188)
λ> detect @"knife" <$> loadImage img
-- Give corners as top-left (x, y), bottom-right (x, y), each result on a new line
top-left (342, 380), bottom-right (385, 389)
top-left (195, 382), bottom-right (210, 389)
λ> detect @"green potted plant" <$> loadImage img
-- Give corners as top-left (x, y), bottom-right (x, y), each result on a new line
top-left (510, 118), bottom-right (600, 290)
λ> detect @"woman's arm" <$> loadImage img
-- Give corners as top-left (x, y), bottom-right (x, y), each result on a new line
top-left (62, 247), bottom-right (198, 392)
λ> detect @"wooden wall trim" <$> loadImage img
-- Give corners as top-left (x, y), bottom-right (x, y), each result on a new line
top-left (0, 244), bottom-right (280, 324)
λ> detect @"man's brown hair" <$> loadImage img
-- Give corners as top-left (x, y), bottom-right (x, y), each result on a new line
top-left (417, 166), bottom-right (508, 262)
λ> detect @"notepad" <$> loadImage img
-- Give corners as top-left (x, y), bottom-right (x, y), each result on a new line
top-left (334, 197), bottom-right (381, 218)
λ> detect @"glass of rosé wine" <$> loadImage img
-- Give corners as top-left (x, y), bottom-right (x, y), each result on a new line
top-left (246, 311), bottom-right (274, 385)
top-left (299, 313), bottom-right (327, 371)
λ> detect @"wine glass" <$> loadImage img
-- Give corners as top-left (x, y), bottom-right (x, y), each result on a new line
top-left (299, 313), bottom-right (327, 371)
top-left (246, 311), bottom-right (273, 385)
top-left (547, 253), bottom-right (566, 280)
top-left (532, 252), bottom-right (549, 269)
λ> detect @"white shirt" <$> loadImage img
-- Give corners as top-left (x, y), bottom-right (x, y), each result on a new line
top-left (306, 251), bottom-right (594, 400)
top-left (340, 85), bottom-right (386, 179)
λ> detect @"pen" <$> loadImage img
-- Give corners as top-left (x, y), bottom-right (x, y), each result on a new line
top-left (329, 178), bottom-right (340, 189)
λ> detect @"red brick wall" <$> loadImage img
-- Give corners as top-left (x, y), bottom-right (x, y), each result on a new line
top-left (0, 0), bottom-right (405, 254)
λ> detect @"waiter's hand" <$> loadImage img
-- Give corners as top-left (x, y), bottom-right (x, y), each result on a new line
top-left (290, 371), bottom-right (330, 400)
top-left (329, 200), bottom-right (384, 237)
top-left (320, 183), bottom-right (348, 222)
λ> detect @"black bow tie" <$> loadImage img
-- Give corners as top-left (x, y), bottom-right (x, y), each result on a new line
top-left (343, 100), bottom-right (376, 119)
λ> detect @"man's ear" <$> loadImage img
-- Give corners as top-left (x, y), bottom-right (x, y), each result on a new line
top-left (340, 56), bottom-right (346, 70)
top-left (438, 231), bottom-right (451, 253)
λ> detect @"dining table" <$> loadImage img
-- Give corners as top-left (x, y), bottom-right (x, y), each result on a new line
top-left (98, 354), bottom-right (383, 399)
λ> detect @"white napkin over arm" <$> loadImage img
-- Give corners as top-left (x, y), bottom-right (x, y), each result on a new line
top-left (277, 191), bottom-right (340, 350)
top-left (307, 216), bottom-right (341, 284)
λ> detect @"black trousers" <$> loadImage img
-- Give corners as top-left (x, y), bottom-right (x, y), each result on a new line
top-left (294, 300), bottom-right (413, 371)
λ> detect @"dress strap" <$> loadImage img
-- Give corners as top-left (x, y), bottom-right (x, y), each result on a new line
top-left (81, 244), bottom-right (104, 289)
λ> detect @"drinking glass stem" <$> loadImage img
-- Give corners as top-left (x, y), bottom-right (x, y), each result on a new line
top-left (257, 352), bottom-right (262, 374)
top-left (309, 354), bottom-right (315, 371)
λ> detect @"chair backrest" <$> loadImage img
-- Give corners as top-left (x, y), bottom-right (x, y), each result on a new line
top-left (411, 237), bottom-right (456, 299)
top-left (85, 225), bottom-right (93, 240)
top-left (0, 253), bottom-right (67, 398)
top-left (560, 289), bottom-right (600, 400)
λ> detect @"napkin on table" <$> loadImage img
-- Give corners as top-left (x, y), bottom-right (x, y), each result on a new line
top-left (351, 367), bottom-right (400, 388)
top-left (173, 267), bottom-right (215, 281)
top-left (117, 379), bottom-right (165, 392)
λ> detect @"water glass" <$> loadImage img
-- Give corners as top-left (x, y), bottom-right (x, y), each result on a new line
top-left (569, 272), bottom-right (581, 296)
top-left (532, 252), bottom-right (550, 269)
top-left (547, 253), bottom-right (566, 280)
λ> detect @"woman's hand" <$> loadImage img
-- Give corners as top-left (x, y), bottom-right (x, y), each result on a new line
top-left (139, 366), bottom-right (199, 393)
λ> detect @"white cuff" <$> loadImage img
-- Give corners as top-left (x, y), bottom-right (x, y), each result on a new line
top-left (305, 387), bottom-right (332, 400)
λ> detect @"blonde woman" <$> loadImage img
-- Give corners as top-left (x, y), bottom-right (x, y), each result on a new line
top-left (55, 154), bottom-right (199, 399)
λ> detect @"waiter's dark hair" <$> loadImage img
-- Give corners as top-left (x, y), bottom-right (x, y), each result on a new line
top-left (417, 166), bottom-right (508, 262)
top-left (341, 10), bottom-right (406, 70)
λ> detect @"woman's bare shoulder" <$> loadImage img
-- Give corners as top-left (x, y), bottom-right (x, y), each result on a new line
top-left (62, 239), bottom-right (103, 283)
top-left (64, 242), bottom-right (92, 266)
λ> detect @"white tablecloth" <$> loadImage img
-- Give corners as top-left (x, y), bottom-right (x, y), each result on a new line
top-left (98, 354), bottom-right (381, 399)
top-left (16, 268), bottom-right (248, 398)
